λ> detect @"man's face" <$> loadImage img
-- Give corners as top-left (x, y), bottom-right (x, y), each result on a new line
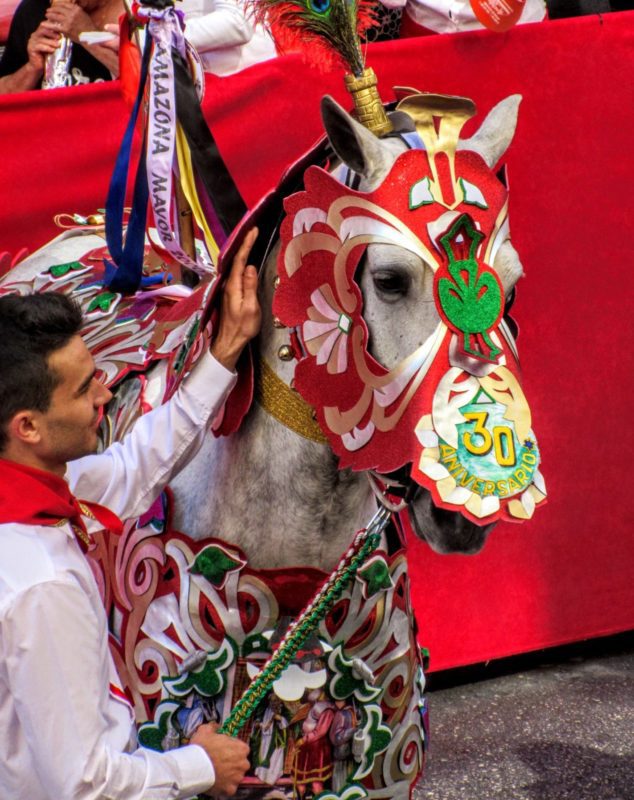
top-left (36, 335), bottom-right (112, 466)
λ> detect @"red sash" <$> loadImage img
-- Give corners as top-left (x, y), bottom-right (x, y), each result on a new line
top-left (0, 458), bottom-right (123, 548)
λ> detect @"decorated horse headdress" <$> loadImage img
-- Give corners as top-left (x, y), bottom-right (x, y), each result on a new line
top-left (243, 1), bottom-right (546, 525)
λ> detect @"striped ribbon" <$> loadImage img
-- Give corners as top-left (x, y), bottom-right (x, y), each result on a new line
top-left (104, 2), bottom-right (245, 294)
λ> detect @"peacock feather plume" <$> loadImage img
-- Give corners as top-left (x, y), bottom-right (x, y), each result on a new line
top-left (249, 0), bottom-right (379, 76)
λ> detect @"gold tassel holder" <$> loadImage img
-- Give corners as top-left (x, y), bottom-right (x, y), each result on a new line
top-left (344, 68), bottom-right (393, 137)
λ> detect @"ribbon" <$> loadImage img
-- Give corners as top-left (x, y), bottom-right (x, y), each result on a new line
top-left (106, 4), bottom-right (242, 292)
top-left (146, 11), bottom-right (208, 274)
top-left (172, 50), bottom-right (247, 235)
top-left (104, 30), bottom-right (152, 294)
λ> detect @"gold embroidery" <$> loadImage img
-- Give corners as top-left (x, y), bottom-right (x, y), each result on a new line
top-left (55, 503), bottom-right (93, 547)
top-left (255, 360), bottom-right (328, 445)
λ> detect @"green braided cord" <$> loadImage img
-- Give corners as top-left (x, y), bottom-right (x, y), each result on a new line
top-left (219, 508), bottom-right (391, 736)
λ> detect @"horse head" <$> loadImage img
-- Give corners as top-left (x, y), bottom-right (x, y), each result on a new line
top-left (265, 92), bottom-right (532, 555)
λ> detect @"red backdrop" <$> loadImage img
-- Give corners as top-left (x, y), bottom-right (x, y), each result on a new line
top-left (1, 12), bottom-right (632, 670)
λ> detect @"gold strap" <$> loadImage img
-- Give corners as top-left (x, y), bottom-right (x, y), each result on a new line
top-left (55, 516), bottom-right (91, 547)
top-left (255, 359), bottom-right (328, 445)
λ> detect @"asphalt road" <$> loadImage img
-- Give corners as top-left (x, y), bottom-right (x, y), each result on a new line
top-left (415, 632), bottom-right (634, 800)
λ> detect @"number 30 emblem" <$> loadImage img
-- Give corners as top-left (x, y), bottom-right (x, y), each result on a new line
top-left (414, 367), bottom-right (545, 522)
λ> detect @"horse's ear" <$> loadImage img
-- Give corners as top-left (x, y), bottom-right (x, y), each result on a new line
top-left (321, 95), bottom-right (394, 184)
top-left (459, 95), bottom-right (522, 168)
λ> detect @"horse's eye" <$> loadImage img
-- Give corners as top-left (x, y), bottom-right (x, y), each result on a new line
top-left (372, 270), bottom-right (410, 299)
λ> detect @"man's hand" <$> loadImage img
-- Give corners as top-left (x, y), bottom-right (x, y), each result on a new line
top-left (210, 227), bottom-right (261, 372)
top-left (190, 724), bottom-right (250, 796)
top-left (27, 21), bottom-right (61, 71)
top-left (45, 1), bottom-right (93, 43)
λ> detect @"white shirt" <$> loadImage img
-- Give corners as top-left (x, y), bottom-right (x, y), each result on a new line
top-left (399, 0), bottom-right (547, 34)
top-left (0, 352), bottom-right (236, 800)
top-left (180, 0), bottom-right (277, 76)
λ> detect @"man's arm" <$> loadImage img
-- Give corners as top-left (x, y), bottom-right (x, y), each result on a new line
top-left (1, 579), bottom-right (249, 799)
top-left (67, 229), bottom-right (261, 521)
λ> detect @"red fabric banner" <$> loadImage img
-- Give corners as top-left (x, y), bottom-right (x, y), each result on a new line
top-left (1, 12), bottom-right (633, 670)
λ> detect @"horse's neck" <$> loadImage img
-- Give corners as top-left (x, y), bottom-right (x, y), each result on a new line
top-left (169, 248), bottom-right (377, 570)
top-left (175, 406), bottom-right (375, 570)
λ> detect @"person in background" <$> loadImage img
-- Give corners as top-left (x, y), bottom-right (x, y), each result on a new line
top-left (398, 0), bottom-right (547, 38)
top-left (362, 0), bottom-right (403, 42)
top-left (0, 230), bottom-right (261, 799)
top-left (180, 0), bottom-right (276, 76)
top-left (0, 0), bottom-right (121, 93)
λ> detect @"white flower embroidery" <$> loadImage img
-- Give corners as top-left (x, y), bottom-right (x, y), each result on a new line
top-left (303, 286), bottom-right (353, 374)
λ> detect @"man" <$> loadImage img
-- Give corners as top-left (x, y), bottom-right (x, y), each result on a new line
top-left (0, 229), bottom-right (260, 798)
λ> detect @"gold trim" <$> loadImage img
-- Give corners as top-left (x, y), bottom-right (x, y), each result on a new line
top-left (72, 524), bottom-right (92, 547)
top-left (56, 516), bottom-right (91, 547)
top-left (77, 501), bottom-right (96, 520)
top-left (396, 92), bottom-right (477, 209)
top-left (255, 359), bottom-right (328, 445)
top-left (345, 68), bottom-right (393, 137)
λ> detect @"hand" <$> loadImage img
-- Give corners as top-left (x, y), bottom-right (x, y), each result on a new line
top-left (26, 21), bottom-right (61, 71)
top-left (190, 724), bottom-right (250, 796)
top-left (45, 1), bottom-right (93, 43)
top-left (87, 24), bottom-right (120, 77)
top-left (99, 22), bottom-right (120, 51)
top-left (210, 227), bottom-right (261, 372)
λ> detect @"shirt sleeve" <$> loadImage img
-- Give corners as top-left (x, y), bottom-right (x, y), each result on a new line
top-left (184, 0), bottom-right (255, 53)
top-left (67, 351), bottom-right (237, 521)
top-left (0, 580), bottom-right (215, 799)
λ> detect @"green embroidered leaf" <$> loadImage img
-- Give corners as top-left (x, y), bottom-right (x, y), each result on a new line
top-left (190, 544), bottom-right (244, 587)
top-left (164, 640), bottom-right (235, 698)
top-left (352, 704), bottom-right (392, 779)
top-left (138, 704), bottom-right (179, 752)
top-left (328, 644), bottom-right (381, 703)
top-left (438, 265), bottom-right (501, 334)
top-left (48, 260), bottom-right (84, 278)
top-left (437, 215), bottom-right (502, 362)
top-left (357, 557), bottom-right (393, 597)
top-left (87, 291), bottom-right (119, 314)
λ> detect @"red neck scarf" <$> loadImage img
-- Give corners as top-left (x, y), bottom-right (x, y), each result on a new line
top-left (0, 459), bottom-right (123, 547)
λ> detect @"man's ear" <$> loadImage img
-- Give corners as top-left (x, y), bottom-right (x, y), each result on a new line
top-left (7, 410), bottom-right (42, 447)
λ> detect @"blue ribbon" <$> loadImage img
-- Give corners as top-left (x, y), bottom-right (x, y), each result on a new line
top-left (104, 32), bottom-right (153, 294)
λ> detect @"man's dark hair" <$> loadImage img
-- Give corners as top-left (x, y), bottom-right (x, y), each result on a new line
top-left (0, 293), bottom-right (83, 452)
